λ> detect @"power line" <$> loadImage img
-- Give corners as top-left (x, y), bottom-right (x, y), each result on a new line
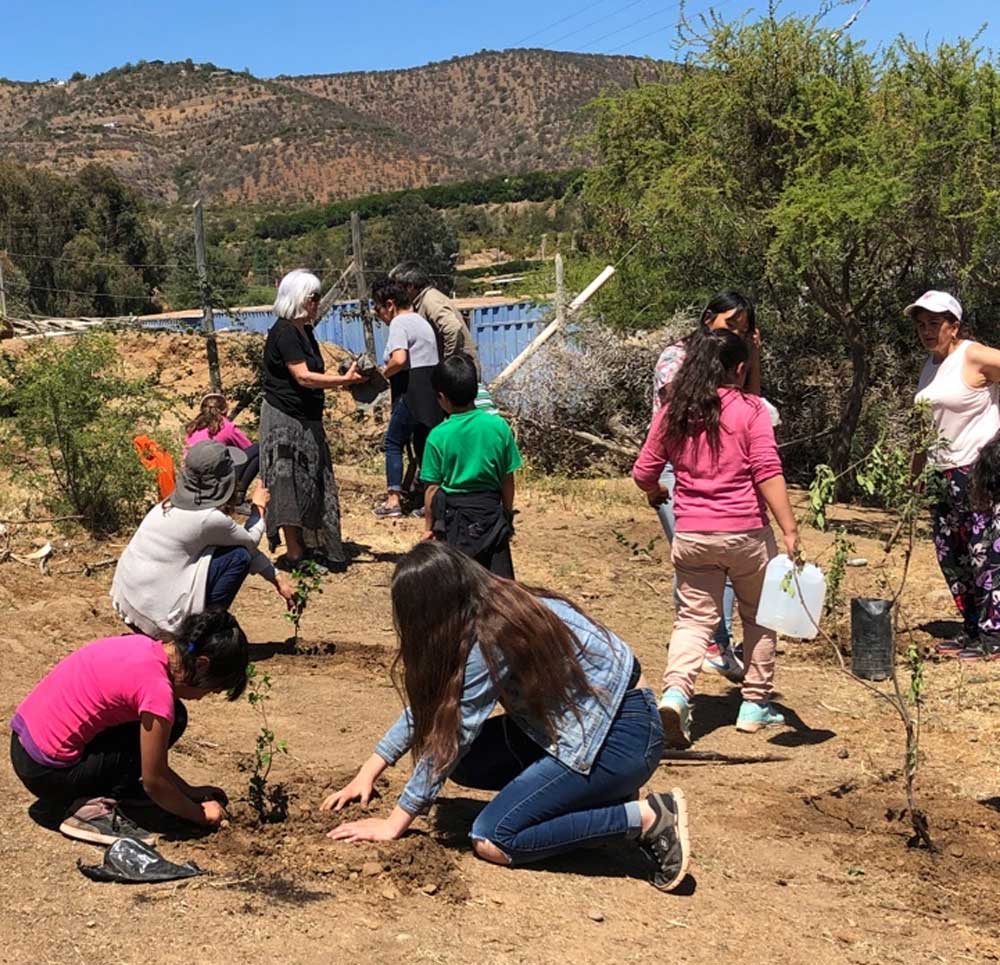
top-left (607, 20), bottom-right (676, 53)
top-left (579, 5), bottom-right (681, 51)
top-left (23, 283), bottom-right (155, 302)
top-left (604, 0), bottom-right (739, 52)
top-left (509, 0), bottom-right (608, 47)
top-left (546, 0), bottom-right (649, 48)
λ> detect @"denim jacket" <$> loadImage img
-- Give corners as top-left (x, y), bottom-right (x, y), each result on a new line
top-left (375, 598), bottom-right (634, 815)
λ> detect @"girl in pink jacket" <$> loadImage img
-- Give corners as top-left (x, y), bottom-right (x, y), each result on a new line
top-left (632, 330), bottom-right (799, 747)
top-left (185, 393), bottom-right (258, 507)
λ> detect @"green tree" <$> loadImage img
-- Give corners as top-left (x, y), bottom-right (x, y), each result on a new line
top-left (0, 333), bottom-right (163, 535)
top-left (583, 12), bottom-right (1000, 480)
top-left (364, 197), bottom-right (459, 287)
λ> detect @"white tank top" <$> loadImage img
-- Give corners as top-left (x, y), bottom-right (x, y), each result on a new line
top-left (915, 340), bottom-right (1000, 468)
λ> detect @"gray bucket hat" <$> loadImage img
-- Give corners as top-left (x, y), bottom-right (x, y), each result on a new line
top-left (173, 440), bottom-right (248, 510)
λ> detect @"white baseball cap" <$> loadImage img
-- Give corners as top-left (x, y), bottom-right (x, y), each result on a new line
top-left (904, 290), bottom-right (963, 321)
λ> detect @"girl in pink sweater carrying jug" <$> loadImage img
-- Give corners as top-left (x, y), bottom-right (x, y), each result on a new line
top-left (632, 329), bottom-right (800, 747)
top-left (185, 393), bottom-right (259, 510)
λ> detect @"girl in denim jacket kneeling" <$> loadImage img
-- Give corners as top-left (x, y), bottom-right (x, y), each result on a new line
top-left (321, 541), bottom-right (690, 892)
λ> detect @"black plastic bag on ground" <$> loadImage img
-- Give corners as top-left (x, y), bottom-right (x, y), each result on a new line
top-left (850, 597), bottom-right (894, 681)
top-left (77, 837), bottom-right (205, 884)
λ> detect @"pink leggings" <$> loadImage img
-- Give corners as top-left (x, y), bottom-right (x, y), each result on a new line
top-left (663, 527), bottom-right (778, 703)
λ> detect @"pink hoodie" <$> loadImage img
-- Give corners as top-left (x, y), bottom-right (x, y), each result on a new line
top-left (632, 388), bottom-right (783, 532)
top-left (184, 418), bottom-right (253, 456)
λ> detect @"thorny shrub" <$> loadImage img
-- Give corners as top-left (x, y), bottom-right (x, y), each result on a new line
top-left (494, 313), bottom-right (679, 474)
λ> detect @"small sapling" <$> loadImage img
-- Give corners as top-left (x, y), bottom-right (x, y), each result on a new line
top-left (246, 663), bottom-right (289, 824)
top-left (284, 560), bottom-right (324, 649)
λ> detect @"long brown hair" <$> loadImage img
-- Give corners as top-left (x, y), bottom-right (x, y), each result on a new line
top-left (660, 328), bottom-right (748, 459)
top-left (390, 542), bottom-right (597, 775)
top-left (185, 394), bottom-right (227, 438)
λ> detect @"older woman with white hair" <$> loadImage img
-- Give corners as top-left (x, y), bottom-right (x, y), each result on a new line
top-left (260, 269), bottom-right (364, 571)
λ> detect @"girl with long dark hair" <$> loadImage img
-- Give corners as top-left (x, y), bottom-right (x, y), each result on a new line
top-left (184, 393), bottom-right (259, 508)
top-left (633, 329), bottom-right (799, 747)
top-left (320, 542), bottom-right (690, 892)
top-left (650, 290), bottom-right (761, 681)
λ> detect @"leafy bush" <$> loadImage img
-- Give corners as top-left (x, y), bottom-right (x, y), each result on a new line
top-left (0, 333), bottom-right (163, 535)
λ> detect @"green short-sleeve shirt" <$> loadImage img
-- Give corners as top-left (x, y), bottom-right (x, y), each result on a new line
top-left (420, 409), bottom-right (523, 494)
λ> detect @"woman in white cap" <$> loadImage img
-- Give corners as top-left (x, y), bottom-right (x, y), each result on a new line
top-left (910, 290), bottom-right (1000, 660)
top-left (111, 440), bottom-right (296, 638)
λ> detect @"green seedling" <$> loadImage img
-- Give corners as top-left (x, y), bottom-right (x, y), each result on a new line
top-left (284, 560), bottom-right (324, 649)
top-left (612, 529), bottom-right (660, 559)
top-left (246, 664), bottom-right (289, 824)
top-left (803, 403), bottom-right (944, 851)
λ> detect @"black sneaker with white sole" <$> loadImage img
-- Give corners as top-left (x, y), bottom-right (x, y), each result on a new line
top-left (59, 797), bottom-right (157, 847)
top-left (637, 788), bottom-right (690, 892)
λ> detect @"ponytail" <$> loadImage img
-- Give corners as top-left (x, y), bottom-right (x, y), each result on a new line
top-left (172, 609), bottom-right (249, 700)
top-left (186, 395), bottom-right (227, 439)
top-left (661, 329), bottom-right (749, 457)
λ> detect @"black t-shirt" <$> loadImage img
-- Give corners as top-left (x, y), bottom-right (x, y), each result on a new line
top-left (262, 318), bottom-right (326, 421)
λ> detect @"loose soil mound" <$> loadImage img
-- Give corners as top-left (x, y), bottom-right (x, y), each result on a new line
top-left (171, 774), bottom-right (469, 904)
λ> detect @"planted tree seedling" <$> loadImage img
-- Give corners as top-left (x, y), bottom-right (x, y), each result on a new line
top-left (284, 560), bottom-right (324, 650)
top-left (246, 663), bottom-right (289, 824)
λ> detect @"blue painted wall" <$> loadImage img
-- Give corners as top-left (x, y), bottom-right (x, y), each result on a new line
top-left (140, 300), bottom-right (551, 383)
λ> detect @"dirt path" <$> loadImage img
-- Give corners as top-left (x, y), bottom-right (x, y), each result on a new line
top-left (1, 474), bottom-right (998, 964)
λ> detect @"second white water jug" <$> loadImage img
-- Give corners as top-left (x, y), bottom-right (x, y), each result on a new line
top-left (755, 554), bottom-right (827, 640)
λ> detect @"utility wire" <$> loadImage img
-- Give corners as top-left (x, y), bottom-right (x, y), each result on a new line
top-left (606, 22), bottom-right (674, 53)
top-left (579, 5), bottom-right (681, 51)
top-left (546, 0), bottom-right (650, 48)
top-left (509, 0), bottom-right (608, 47)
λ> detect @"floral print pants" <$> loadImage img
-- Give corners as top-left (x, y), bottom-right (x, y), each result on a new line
top-left (932, 464), bottom-right (1000, 638)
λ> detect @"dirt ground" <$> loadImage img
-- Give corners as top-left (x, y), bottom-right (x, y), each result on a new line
top-left (1, 344), bottom-right (1000, 963)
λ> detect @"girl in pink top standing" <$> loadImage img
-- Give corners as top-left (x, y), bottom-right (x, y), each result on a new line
top-left (633, 330), bottom-right (800, 747)
top-left (185, 393), bottom-right (259, 508)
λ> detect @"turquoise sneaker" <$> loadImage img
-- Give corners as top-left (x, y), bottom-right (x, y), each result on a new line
top-left (736, 700), bottom-right (786, 733)
top-left (658, 688), bottom-right (692, 748)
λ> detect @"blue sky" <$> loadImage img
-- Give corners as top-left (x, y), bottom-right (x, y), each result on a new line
top-left (4, 0), bottom-right (998, 82)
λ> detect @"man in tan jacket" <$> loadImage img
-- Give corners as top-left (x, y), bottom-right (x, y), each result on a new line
top-left (389, 261), bottom-right (480, 373)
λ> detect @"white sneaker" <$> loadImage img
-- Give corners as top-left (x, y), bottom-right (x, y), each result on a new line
top-left (702, 643), bottom-right (745, 683)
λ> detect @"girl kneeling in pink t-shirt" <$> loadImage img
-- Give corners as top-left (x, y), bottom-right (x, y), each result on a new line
top-left (9, 609), bottom-right (247, 846)
top-left (632, 330), bottom-right (800, 748)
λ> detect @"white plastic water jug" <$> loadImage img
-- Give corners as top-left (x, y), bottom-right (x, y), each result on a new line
top-left (755, 554), bottom-right (827, 640)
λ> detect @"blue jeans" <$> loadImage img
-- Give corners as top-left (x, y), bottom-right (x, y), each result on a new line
top-left (656, 465), bottom-right (735, 647)
top-left (450, 689), bottom-right (663, 864)
top-left (205, 510), bottom-right (256, 608)
top-left (384, 397), bottom-right (430, 493)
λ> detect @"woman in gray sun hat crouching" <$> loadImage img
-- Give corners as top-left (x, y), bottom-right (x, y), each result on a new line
top-left (111, 440), bottom-right (296, 637)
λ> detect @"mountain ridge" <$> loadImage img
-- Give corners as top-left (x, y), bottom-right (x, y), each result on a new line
top-left (0, 49), bottom-right (666, 205)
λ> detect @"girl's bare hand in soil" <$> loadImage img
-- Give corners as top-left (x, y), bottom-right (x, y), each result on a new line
top-left (327, 816), bottom-right (400, 842)
top-left (321, 773), bottom-right (376, 812)
top-left (201, 800), bottom-right (228, 827)
top-left (188, 785), bottom-right (228, 805)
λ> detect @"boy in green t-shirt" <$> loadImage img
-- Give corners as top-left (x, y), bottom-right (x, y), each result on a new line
top-left (421, 355), bottom-right (522, 577)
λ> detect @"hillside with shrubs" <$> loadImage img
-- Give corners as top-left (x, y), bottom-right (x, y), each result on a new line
top-left (0, 51), bottom-right (665, 204)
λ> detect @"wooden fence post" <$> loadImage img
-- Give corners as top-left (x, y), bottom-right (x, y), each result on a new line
top-left (350, 212), bottom-right (376, 359)
top-left (193, 200), bottom-right (222, 392)
top-left (489, 265), bottom-right (616, 393)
